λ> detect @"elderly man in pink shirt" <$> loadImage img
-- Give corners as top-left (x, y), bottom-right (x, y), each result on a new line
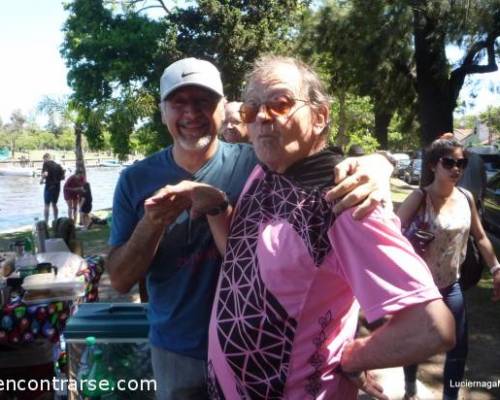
top-left (150, 56), bottom-right (455, 400)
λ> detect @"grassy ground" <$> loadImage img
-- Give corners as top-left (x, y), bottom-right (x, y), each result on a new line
top-left (1, 181), bottom-right (499, 399)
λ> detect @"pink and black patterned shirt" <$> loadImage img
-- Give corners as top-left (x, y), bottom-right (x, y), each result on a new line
top-left (207, 162), bottom-right (441, 400)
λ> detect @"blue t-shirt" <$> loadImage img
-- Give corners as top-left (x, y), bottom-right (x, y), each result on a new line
top-left (109, 141), bottom-right (257, 359)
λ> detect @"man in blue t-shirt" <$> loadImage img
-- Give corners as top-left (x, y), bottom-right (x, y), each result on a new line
top-left (107, 57), bottom-right (394, 400)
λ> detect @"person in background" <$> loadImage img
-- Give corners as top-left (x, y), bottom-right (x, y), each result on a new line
top-left (459, 148), bottom-right (487, 210)
top-left (151, 56), bottom-right (455, 400)
top-left (440, 132), bottom-right (487, 211)
top-left (106, 57), bottom-right (395, 400)
top-left (220, 101), bottom-right (249, 143)
top-left (79, 180), bottom-right (93, 229)
top-left (40, 153), bottom-right (65, 224)
top-left (63, 169), bottom-right (85, 223)
top-left (397, 137), bottom-right (500, 400)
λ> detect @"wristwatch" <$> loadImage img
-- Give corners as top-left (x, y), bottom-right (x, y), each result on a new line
top-left (206, 192), bottom-right (230, 216)
top-left (333, 363), bottom-right (363, 379)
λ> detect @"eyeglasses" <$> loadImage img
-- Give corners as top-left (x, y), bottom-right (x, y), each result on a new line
top-left (239, 97), bottom-right (309, 123)
top-left (440, 157), bottom-right (468, 170)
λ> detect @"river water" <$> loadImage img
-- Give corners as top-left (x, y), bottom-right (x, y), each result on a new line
top-left (0, 167), bottom-right (122, 231)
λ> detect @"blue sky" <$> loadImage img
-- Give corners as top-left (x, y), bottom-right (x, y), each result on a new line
top-left (0, 1), bottom-right (498, 125)
top-left (0, 1), bottom-right (70, 124)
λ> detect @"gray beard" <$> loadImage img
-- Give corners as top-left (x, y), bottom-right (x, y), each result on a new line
top-left (177, 135), bottom-right (212, 151)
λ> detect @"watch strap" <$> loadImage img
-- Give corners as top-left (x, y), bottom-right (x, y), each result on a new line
top-left (206, 192), bottom-right (230, 216)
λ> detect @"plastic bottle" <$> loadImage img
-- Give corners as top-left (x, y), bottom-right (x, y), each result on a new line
top-left (14, 240), bottom-right (37, 279)
top-left (81, 348), bottom-right (116, 399)
top-left (23, 237), bottom-right (33, 255)
top-left (32, 218), bottom-right (47, 253)
top-left (32, 218), bottom-right (39, 251)
top-left (78, 336), bottom-right (97, 383)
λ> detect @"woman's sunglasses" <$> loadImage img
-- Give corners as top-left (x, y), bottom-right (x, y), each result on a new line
top-left (440, 157), bottom-right (468, 170)
top-left (239, 97), bottom-right (309, 123)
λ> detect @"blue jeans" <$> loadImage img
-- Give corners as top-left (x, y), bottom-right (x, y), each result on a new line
top-left (403, 281), bottom-right (468, 400)
top-left (151, 346), bottom-right (209, 400)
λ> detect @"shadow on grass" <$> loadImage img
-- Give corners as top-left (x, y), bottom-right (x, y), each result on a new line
top-left (0, 224), bottom-right (111, 257)
top-left (75, 224), bottom-right (110, 256)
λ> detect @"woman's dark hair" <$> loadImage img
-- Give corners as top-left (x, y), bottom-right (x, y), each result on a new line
top-left (424, 138), bottom-right (464, 183)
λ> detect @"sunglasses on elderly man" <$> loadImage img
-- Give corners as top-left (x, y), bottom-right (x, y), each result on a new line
top-left (239, 97), bottom-right (309, 123)
top-left (440, 157), bottom-right (468, 170)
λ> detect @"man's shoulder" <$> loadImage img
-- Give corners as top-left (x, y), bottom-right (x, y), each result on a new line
top-left (45, 160), bottom-right (58, 169)
top-left (122, 148), bottom-right (171, 177)
top-left (218, 142), bottom-right (257, 169)
top-left (219, 141), bottom-right (254, 156)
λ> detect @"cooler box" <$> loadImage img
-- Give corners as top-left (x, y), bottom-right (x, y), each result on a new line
top-left (64, 303), bottom-right (155, 399)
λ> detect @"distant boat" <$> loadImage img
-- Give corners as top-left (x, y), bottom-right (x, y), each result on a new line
top-left (122, 160), bottom-right (139, 167)
top-left (0, 167), bottom-right (36, 177)
top-left (99, 160), bottom-right (121, 167)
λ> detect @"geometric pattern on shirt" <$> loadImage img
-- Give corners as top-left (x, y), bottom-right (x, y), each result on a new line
top-left (212, 171), bottom-right (336, 399)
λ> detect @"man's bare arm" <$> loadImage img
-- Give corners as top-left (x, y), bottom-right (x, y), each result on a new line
top-left (147, 180), bottom-right (232, 255)
top-left (106, 193), bottom-right (189, 294)
top-left (107, 217), bottom-right (167, 293)
top-left (340, 299), bottom-right (455, 373)
top-left (207, 206), bottom-right (232, 255)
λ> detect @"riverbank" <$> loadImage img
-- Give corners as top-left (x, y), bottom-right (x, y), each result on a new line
top-left (0, 166), bottom-right (120, 231)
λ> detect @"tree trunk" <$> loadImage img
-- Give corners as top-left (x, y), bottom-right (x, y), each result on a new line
top-left (74, 121), bottom-right (86, 176)
top-left (336, 91), bottom-right (349, 148)
top-left (413, 5), bottom-right (454, 147)
top-left (10, 137), bottom-right (16, 159)
top-left (374, 103), bottom-right (392, 150)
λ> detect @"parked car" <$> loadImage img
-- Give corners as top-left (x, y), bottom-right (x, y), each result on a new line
top-left (403, 159), bottom-right (422, 185)
top-left (395, 159), bottom-right (411, 179)
top-left (479, 153), bottom-right (500, 181)
top-left (466, 146), bottom-right (500, 182)
top-left (482, 171), bottom-right (500, 234)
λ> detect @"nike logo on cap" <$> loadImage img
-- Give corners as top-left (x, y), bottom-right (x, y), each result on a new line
top-left (181, 71), bottom-right (199, 78)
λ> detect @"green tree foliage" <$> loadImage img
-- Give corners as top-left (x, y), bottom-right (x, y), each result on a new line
top-left (328, 94), bottom-right (379, 153)
top-left (61, 0), bottom-right (309, 155)
top-left (1, 109), bottom-right (28, 157)
top-left (410, 0), bottom-right (500, 145)
top-left (300, 0), bottom-right (500, 149)
top-left (297, 1), bottom-right (416, 149)
top-left (479, 106), bottom-right (500, 134)
top-left (37, 95), bottom-right (113, 173)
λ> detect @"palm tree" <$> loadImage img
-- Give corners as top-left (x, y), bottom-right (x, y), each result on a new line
top-left (37, 96), bottom-right (104, 176)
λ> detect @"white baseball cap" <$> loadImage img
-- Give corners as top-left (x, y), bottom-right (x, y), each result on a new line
top-left (160, 58), bottom-right (224, 101)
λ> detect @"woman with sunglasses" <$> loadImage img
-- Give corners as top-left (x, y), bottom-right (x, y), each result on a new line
top-left (397, 137), bottom-right (500, 400)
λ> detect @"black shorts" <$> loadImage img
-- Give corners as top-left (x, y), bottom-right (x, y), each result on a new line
top-left (80, 201), bottom-right (92, 214)
top-left (44, 184), bottom-right (60, 205)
